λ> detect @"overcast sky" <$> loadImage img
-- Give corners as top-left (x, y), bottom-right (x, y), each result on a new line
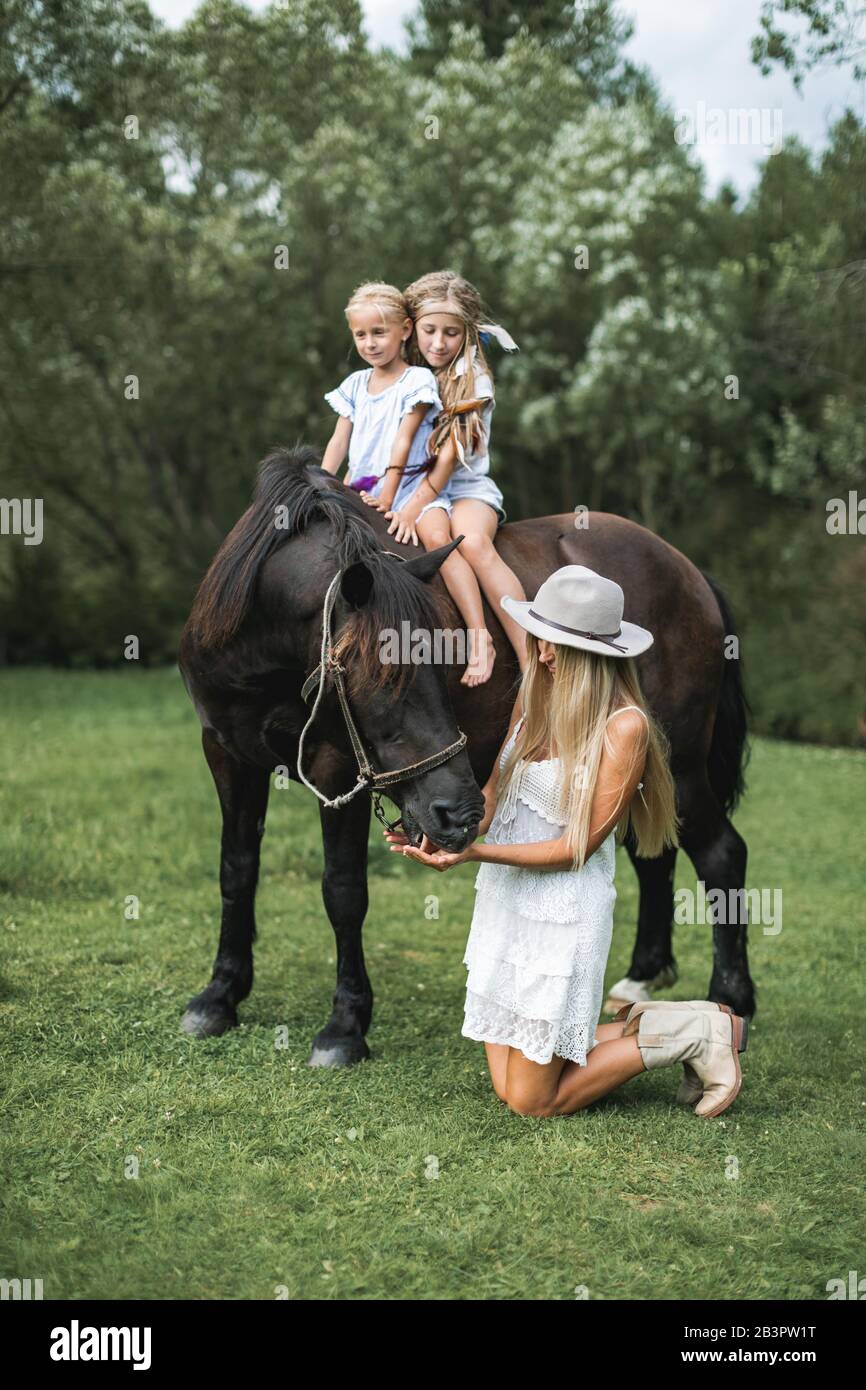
top-left (148, 0), bottom-right (864, 198)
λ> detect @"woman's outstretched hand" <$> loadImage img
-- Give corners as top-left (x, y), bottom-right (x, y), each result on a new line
top-left (384, 829), bottom-right (476, 872)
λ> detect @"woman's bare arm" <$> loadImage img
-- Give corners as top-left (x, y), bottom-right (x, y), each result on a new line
top-left (400, 710), bottom-right (648, 873)
top-left (472, 710), bottom-right (648, 869)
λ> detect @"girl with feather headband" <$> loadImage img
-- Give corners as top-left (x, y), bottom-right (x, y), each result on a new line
top-left (367, 270), bottom-right (529, 686)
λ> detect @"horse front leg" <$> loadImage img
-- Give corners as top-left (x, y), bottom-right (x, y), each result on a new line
top-left (181, 729), bottom-right (270, 1037)
top-left (308, 793), bottom-right (373, 1068)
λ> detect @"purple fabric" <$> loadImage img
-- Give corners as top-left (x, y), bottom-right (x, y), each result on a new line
top-left (349, 474), bottom-right (379, 493)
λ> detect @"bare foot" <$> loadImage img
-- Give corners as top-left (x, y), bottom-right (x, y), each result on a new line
top-left (461, 628), bottom-right (496, 686)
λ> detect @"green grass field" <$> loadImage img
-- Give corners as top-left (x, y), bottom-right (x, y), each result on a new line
top-left (1, 669), bottom-right (864, 1300)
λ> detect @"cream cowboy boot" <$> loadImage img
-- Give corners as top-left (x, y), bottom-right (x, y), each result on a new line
top-left (627, 1006), bottom-right (748, 1118)
top-left (614, 1000), bottom-right (738, 1107)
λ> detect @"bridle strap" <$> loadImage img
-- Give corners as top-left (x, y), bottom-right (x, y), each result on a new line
top-left (295, 567), bottom-right (467, 820)
top-left (300, 666), bottom-right (321, 704)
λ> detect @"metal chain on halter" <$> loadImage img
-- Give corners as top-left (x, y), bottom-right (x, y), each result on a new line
top-left (295, 561), bottom-right (467, 827)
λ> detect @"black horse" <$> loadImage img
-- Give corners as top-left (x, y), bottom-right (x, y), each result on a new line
top-left (178, 448), bottom-right (753, 1067)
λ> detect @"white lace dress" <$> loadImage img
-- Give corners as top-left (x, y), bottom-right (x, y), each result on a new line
top-left (461, 718), bottom-right (617, 1067)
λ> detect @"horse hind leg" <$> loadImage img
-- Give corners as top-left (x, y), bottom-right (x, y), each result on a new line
top-left (678, 775), bottom-right (756, 1018)
top-left (603, 840), bottom-right (679, 1014)
top-left (308, 795), bottom-right (373, 1069)
top-left (181, 729), bottom-right (270, 1037)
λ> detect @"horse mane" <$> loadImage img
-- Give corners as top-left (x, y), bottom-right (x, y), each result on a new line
top-left (186, 448), bottom-right (443, 675)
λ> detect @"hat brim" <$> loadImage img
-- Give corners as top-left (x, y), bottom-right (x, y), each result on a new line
top-left (500, 596), bottom-right (654, 658)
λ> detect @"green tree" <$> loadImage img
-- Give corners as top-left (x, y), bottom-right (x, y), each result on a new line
top-left (752, 0), bottom-right (866, 86)
top-left (484, 100), bottom-right (721, 521)
top-left (407, 0), bottom-right (651, 101)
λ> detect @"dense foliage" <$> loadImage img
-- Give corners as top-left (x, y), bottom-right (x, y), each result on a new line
top-left (1, 0), bottom-right (863, 743)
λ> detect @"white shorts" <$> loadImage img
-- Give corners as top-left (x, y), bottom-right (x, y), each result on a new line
top-left (448, 472), bottom-right (506, 525)
top-left (391, 468), bottom-right (507, 526)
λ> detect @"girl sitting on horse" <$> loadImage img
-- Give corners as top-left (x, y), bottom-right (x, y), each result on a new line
top-left (321, 281), bottom-right (514, 687)
top-left (403, 269), bottom-right (531, 686)
top-left (357, 270), bottom-right (530, 686)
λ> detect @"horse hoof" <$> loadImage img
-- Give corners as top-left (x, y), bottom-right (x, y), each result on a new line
top-left (180, 1004), bottom-right (237, 1038)
top-left (709, 992), bottom-right (756, 1021)
top-left (604, 965), bottom-right (679, 1016)
top-left (603, 977), bottom-right (653, 1016)
top-left (307, 1036), bottom-right (370, 1069)
top-left (708, 973), bottom-right (756, 1020)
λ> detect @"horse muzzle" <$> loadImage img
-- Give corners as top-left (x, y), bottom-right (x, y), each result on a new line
top-left (402, 794), bottom-right (484, 853)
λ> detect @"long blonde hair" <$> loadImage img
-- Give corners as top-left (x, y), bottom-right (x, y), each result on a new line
top-left (403, 269), bottom-right (494, 463)
top-left (499, 639), bottom-right (679, 868)
top-left (344, 281), bottom-right (411, 360)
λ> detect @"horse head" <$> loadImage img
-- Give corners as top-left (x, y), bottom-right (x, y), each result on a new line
top-left (314, 538), bottom-right (486, 852)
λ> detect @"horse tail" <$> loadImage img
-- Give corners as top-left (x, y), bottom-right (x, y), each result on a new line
top-left (703, 572), bottom-right (751, 814)
top-left (186, 445), bottom-right (321, 648)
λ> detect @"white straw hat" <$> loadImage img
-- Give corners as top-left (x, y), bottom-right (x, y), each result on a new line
top-left (501, 565), bottom-right (653, 658)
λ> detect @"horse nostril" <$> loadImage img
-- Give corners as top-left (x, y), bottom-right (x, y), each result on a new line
top-left (429, 799), bottom-right (457, 830)
top-left (428, 800), bottom-right (482, 843)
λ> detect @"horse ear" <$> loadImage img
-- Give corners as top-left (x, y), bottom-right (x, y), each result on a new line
top-left (402, 536), bottom-right (464, 582)
top-left (339, 560), bottom-right (375, 609)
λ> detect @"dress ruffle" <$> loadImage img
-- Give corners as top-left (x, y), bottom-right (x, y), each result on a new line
top-left (462, 894), bottom-right (611, 1065)
top-left (324, 385), bottom-right (355, 419)
top-left (464, 891), bottom-right (599, 977)
top-left (400, 382), bottom-right (441, 416)
top-left (474, 854), bottom-right (616, 925)
top-left (462, 991), bottom-right (599, 1068)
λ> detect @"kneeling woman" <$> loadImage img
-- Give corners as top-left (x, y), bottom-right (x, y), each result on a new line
top-left (388, 565), bottom-right (748, 1119)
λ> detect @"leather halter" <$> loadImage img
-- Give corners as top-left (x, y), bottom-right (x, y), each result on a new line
top-left (296, 567), bottom-right (467, 829)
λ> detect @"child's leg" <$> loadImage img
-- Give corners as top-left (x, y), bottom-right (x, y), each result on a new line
top-left (415, 507), bottom-right (496, 687)
top-left (449, 498), bottom-right (529, 672)
top-left (504, 1024), bottom-right (642, 1117)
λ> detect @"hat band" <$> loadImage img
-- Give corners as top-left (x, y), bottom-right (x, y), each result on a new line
top-left (527, 608), bottom-right (628, 653)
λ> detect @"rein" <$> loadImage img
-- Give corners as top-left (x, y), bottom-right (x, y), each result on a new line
top-left (296, 565), bottom-right (467, 830)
